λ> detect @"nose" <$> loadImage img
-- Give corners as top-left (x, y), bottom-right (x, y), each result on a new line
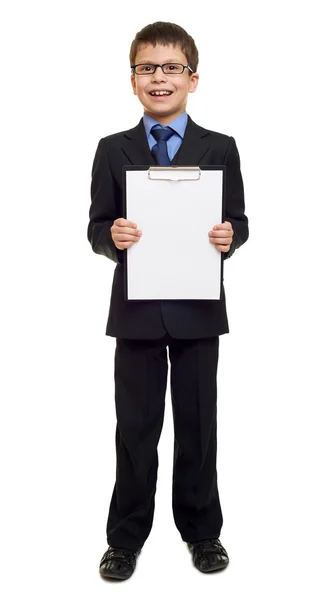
top-left (151, 65), bottom-right (167, 82)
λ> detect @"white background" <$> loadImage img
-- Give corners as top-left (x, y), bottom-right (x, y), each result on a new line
top-left (1, 1), bottom-right (329, 598)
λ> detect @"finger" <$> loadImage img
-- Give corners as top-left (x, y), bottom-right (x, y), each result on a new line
top-left (114, 233), bottom-right (141, 242)
top-left (209, 230), bottom-right (232, 239)
top-left (213, 222), bottom-right (232, 231)
top-left (215, 244), bottom-right (230, 252)
top-left (211, 242), bottom-right (231, 252)
top-left (115, 241), bottom-right (134, 249)
top-left (209, 236), bottom-right (231, 249)
top-left (210, 227), bottom-right (232, 235)
top-left (114, 218), bottom-right (137, 228)
top-left (113, 227), bottom-right (141, 236)
top-left (209, 233), bottom-right (232, 243)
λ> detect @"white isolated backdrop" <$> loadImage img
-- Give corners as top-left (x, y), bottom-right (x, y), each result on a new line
top-left (1, 1), bottom-right (329, 599)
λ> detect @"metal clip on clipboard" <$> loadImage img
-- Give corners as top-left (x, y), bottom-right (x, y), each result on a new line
top-left (148, 166), bottom-right (201, 182)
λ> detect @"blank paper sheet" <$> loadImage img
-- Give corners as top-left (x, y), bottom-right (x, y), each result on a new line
top-left (125, 168), bottom-right (224, 300)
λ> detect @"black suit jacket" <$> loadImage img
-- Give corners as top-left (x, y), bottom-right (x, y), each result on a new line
top-left (87, 115), bottom-right (249, 339)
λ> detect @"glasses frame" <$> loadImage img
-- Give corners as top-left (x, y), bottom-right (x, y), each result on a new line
top-left (131, 63), bottom-right (194, 75)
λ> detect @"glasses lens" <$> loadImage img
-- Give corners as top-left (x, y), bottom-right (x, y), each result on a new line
top-left (134, 64), bottom-right (155, 74)
top-left (134, 63), bottom-right (185, 74)
top-left (163, 63), bottom-right (184, 74)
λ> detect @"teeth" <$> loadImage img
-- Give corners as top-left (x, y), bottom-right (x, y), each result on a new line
top-left (150, 91), bottom-right (171, 96)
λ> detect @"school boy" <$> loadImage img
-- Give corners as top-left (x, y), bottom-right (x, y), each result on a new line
top-left (87, 21), bottom-right (249, 580)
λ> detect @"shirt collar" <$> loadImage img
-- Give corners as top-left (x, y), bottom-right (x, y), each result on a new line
top-left (143, 111), bottom-right (188, 138)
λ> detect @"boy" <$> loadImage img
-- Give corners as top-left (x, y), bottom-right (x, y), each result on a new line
top-left (87, 21), bottom-right (249, 580)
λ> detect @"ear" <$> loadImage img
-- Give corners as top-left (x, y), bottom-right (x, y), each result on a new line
top-left (131, 73), bottom-right (137, 95)
top-left (188, 72), bottom-right (199, 93)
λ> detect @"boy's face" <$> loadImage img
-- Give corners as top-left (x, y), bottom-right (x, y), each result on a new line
top-left (131, 43), bottom-right (199, 125)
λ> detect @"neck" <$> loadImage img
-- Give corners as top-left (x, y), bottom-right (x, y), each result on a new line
top-left (144, 109), bottom-right (186, 126)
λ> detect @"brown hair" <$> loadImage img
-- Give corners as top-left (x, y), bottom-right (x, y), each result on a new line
top-left (129, 21), bottom-right (199, 74)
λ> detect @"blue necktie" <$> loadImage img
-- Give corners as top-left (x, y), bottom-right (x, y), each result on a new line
top-left (151, 127), bottom-right (175, 166)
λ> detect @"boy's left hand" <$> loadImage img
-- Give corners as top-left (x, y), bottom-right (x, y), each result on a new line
top-left (208, 221), bottom-right (234, 253)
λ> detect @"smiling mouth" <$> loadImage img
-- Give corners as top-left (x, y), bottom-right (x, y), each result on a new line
top-left (149, 90), bottom-right (173, 97)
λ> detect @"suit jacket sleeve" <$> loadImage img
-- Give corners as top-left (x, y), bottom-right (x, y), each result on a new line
top-left (223, 136), bottom-right (249, 260)
top-left (87, 137), bottom-right (124, 264)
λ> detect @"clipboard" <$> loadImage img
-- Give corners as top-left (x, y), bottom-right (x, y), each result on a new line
top-left (122, 165), bottom-right (226, 301)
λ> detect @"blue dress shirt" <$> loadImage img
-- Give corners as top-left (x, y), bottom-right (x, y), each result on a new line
top-left (143, 112), bottom-right (188, 161)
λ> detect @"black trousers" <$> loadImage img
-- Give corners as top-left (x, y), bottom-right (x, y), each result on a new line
top-left (106, 332), bottom-right (223, 551)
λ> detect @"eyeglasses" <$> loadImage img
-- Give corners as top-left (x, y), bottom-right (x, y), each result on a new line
top-left (131, 63), bottom-right (193, 75)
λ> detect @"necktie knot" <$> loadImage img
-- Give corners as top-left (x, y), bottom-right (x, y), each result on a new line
top-left (151, 126), bottom-right (175, 143)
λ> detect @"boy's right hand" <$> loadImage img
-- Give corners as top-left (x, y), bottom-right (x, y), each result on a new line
top-left (110, 218), bottom-right (142, 250)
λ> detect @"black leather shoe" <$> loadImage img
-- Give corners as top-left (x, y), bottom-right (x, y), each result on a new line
top-left (99, 546), bottom-right (141, 580)
top-left (187, 538), bottom-right (229, 573)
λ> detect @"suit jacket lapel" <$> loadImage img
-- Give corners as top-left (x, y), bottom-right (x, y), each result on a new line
top-left (121, 118), bottom-right (156, 165)
top-left (171, 115), bottom-right (211, 165)
top-left (120, 114), bottom-right (211, 166)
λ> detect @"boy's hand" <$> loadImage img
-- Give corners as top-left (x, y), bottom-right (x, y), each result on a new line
top-left (208, 221), bottom-right (234, 253)
top-left (111, 218), bottom-right (142, 249)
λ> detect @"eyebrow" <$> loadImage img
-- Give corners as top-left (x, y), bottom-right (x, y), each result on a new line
top-left (135, 59), bottom-right (184, 64)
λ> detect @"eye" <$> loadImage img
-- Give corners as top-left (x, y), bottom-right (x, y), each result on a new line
top-left (166, 63), bottom-right (181, 72)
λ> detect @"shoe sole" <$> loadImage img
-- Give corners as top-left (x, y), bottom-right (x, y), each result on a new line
top-left (196, 561), bottom-right (229, 573)
top-left (99, 569), bottom-right (134, 581)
